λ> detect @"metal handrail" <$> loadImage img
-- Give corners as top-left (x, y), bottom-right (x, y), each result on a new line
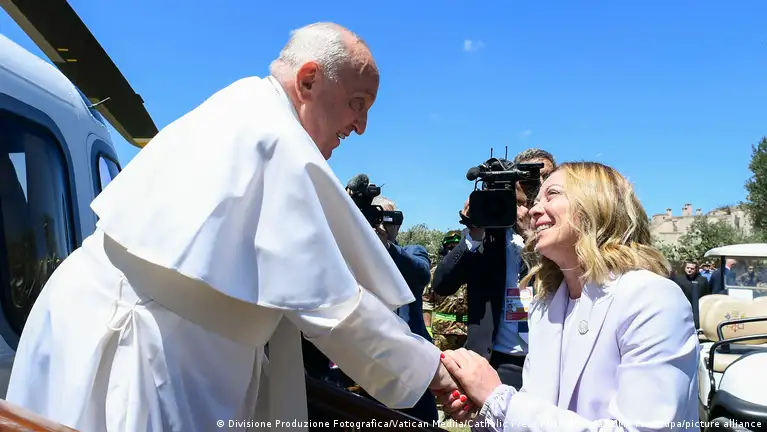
top-left (706, 333), bottom-right (767, 408)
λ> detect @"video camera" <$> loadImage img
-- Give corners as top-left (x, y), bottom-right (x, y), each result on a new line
top-left (462, 147), bottom-right (544, 229)
top-left (346, 174), bottom-right (404, 227)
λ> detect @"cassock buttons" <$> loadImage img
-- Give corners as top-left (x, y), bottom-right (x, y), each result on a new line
top-left (578, 320), bottom-right (589, 335)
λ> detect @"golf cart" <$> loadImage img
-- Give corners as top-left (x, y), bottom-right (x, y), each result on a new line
top-left (697, 244), bottom-right (767, 431)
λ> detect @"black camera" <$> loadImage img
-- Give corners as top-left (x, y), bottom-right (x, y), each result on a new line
top-left (463, 151), bottom-right (543, 229)
top-left (346, 174), bottom-right (404, 227)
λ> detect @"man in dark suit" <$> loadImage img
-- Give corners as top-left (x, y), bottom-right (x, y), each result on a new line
top-left (709, 259), bottom-right (738, 294)
top-left (671, 260), bottom-right (710, 328)
top-left (672, 260), bottom-right (711, 306)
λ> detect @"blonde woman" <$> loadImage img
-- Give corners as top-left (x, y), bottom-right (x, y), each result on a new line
top-left (438, 162), bottom-right (700, 431)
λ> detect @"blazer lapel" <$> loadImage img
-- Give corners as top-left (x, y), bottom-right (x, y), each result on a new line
top-left (556, 278), bottom-right (618, 408)
top-left (526, 281), bottom-right (568, 403)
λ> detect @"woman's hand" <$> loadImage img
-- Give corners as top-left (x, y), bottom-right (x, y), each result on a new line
top-left (439, 349), bottom-right (503, 411)
top-left (431, 355), bottom-right (477, 422)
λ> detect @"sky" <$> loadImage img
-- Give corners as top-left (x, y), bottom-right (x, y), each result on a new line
top-left (1, 0), bottom-right (766, 231)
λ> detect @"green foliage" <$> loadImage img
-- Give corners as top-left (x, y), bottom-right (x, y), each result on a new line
top-left (397, 224), bottom-right (457, 263)
top-left (744, 136), bottom-right (767, 238)
top-left (653, 240), bottom-right (680, 266)
top-left (654, 216), bottom-right (757, 267)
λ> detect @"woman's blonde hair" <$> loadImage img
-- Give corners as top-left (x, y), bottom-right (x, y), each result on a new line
top-left (521, 161), bottom-right (670, 300)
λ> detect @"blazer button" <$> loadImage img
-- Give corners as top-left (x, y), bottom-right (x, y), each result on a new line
top-left (578, 320), bottom-right (589, 335)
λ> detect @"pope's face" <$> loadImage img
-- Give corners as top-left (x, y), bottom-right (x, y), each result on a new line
top-left (295, 46), bottom-right (379, 160)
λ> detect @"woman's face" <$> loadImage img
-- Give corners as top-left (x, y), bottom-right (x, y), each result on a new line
top-left (529, 170), bottom-right (578, 265)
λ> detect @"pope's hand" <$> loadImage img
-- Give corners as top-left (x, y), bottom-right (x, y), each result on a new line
top-left (428, 362), bottom-right (456, 392)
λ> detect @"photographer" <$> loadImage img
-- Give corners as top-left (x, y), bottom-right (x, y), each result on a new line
top-left (370, 196), bottom-right (433, 341)
top-left (370, 195), bottom-right (437, 422)
top-left (431, 156), bottom-right (551, 390)
top-left (513, 147), bottom-right (556, 180)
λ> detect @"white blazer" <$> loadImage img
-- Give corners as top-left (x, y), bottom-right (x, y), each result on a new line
top-left (473, 269), bottom-right (701, 431)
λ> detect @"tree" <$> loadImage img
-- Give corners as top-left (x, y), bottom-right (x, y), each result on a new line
top-left (653, 239), bottom-right (680, 266)
top-left (656, 216), bottom-right (757, 266)
top-left (397, 224), bottom-right (450, 262)
top-left (744, 136), bottom-right (767, 239)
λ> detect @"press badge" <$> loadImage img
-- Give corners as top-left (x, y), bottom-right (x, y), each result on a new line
top-left (505, 286), bottom-right (533, 322)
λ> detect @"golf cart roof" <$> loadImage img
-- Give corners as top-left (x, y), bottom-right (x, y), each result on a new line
top-left (704, 243), bottom-right (767, 258)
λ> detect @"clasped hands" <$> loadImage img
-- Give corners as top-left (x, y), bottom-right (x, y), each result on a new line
top-left (428, 348), bottom-right (503, 421)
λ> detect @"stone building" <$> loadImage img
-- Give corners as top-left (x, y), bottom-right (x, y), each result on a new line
top-left (650, 203), bottom-right (752, 247)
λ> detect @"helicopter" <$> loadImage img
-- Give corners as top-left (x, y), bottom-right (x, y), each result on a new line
top-left (0, 0), bottom-right (157, 397)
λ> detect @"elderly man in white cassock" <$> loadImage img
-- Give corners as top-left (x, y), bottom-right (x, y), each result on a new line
top-left (6, 22), bottom-right (459, 431)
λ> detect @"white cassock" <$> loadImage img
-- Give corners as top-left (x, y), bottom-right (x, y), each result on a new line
top-left (6, 76), bottom-right (441, 431)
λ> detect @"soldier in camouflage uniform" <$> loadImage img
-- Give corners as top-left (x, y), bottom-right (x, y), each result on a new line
top-left (424, 230), bottom-right (468, 351)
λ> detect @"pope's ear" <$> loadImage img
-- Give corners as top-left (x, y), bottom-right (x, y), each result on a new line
top-left (296, 62), bottom-right (320, 101)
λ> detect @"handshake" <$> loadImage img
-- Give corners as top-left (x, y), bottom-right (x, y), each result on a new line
top-left (428, 348), bottom-right (504, 421)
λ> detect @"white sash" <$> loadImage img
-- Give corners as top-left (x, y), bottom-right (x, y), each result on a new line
top-left (268, 319), bottom-right (308, 432)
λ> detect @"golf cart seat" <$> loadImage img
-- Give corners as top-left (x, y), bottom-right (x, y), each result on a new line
top-left (699, 295), bottom-right (729, 341)
top-left (707, 351), bottom-right (767, 430)
top-left (699, 296), bottom-right (767, 373)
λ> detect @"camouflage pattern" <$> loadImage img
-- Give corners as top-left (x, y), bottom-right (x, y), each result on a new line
top-left (422, 266), bottom-right (437, 311)
top-left (424, 266), bottom-right (468, 351)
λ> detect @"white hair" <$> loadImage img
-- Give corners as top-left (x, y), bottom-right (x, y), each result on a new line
top-left (269, 22), bottom-right (359, 82)
top-left (372, 195), bottom-right (396, 210)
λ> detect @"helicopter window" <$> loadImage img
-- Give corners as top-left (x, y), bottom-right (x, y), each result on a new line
top-left (96, 155), bottom-right (120, 193)
top-left (0, 110), bottom-right (75, 337)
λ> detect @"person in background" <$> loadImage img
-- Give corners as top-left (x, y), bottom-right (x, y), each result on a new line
top-left (710, 258), bottom-right (737, 294)
top-left (672, 260), bottom-right (710, 306)
top-left (699, 262), bottom-right (713, 281)
top-left (737, 264), bottom-right (764, 287)
top-left (428, 230), bottom-right (469, 352)
top-left (370, 196), bottom-right (433, 344)
top-left (513, 148), bottom-right (556, 180)
top-left (439, 162), bottom-right (699, 431)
